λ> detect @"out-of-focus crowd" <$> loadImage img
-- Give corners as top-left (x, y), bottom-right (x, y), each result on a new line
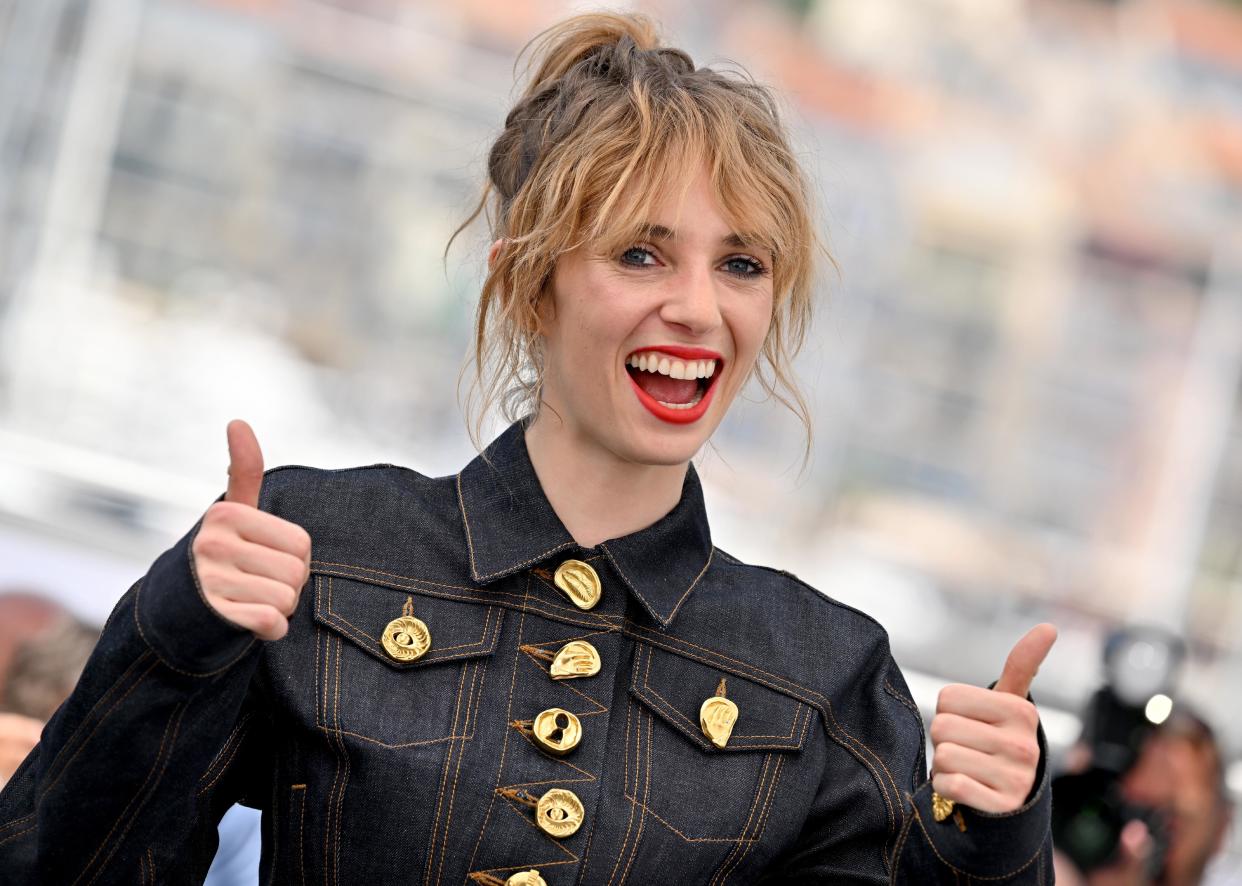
top-left (0, 591), bottom-right (97, 788)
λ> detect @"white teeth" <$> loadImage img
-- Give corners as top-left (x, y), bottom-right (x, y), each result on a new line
top-left (626, 353), bottom-right (720, 380)
top-left (658, 388), bottom-right (706, 409)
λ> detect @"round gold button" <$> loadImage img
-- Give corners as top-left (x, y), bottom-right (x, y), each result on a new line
top-left (549, 641), bottom-right (601, 680)
top-left (553, 560), bottom-right (601, 610)
top-left (381, 607), bottom-right (431, 663)
top-left (506, 871), bottom-right (548, 886)
top-left (535, 788), bottom-right (584, 839)
top-left (532, 707), bottom-right (582, 756)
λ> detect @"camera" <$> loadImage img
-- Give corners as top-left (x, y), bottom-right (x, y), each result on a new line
top-left (1051, 627), bottom-right (1185, 874)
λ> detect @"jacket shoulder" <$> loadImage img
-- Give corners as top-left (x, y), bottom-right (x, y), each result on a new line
top-left (710, 547), bottom-right (895, 660)
top-left (256, 463), bottom-right (469, 582)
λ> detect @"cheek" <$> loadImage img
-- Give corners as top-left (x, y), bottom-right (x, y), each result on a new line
top-left (735, 300), bottom-right (774, 365)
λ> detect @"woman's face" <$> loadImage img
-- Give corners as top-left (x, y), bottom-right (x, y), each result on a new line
top-left (536, 165), bottom-right (775, 467)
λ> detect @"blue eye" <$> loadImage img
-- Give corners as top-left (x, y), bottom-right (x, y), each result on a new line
top-left (619, 246), bottom-right (657, 267)
top-left (722, 256), bottom-right (767, 278)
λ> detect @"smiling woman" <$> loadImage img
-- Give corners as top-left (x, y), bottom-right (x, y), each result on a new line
top-left (0, 11), bottom-right (1056, 886)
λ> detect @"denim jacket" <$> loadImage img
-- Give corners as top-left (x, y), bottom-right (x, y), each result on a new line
top-left (0, 422), bottom-right (1052, 884)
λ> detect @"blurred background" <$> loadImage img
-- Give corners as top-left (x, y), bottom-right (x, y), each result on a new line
top-left (0, 0), bottom-right (1240, 877)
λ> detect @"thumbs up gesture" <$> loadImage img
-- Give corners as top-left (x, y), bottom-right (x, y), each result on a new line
top-left (928, 623), bottom-right (1057, 813)
top-left (191, 420), bottom-right (312, 641)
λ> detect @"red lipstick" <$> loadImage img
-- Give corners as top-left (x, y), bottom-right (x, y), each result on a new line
top-left (625, 346), bottom-right (723, 425)
top-left (629, 345), bottom-right (723, 361)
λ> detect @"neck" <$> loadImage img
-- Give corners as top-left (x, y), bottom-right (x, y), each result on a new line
top-left (524, 415), bottom-right (687, 549)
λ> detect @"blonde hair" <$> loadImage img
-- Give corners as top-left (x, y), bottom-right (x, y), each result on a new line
top-left (453, 12), bottom-right (824, 449)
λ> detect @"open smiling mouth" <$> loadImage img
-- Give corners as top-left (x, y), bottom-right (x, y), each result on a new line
top-left (624, 347), bottom-right (723, 425)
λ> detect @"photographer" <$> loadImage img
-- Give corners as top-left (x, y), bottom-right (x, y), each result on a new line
top-left (1055, 709), bottom-right (1233, 886)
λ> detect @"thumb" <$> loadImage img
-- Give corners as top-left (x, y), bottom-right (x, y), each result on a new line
top-left (994, 623), bottom-right (1057, 697)
top-left (225, 419), bottom-right (264, 508)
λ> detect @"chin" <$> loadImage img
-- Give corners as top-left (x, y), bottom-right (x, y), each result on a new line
top-left (615, 417), bottom-right (718, 467)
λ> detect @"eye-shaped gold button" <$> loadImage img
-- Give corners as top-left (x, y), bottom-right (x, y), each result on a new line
top-left (549, 641), bottom-right (601, 680)
top-left (553, 560), bottom-right (601, 610)
top-left (506, 871), bottom-right (548, 886)
top-left (381, 597), bottom-right (431, 662)
top-left (532, 707), bottom-right (582, 756)
top-left (700, 678), bottom-right (738, 749)
top-left (536, 788), bottom-right (584, 839)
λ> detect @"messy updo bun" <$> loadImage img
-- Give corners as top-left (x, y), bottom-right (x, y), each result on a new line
top-left (457, 12), bottom-right (822, 447)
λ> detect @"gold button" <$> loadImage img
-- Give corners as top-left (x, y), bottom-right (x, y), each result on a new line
top-left (700, 678), bottom-right (738, 749)
top-left (381, 596), bottom-right (431, 662)
top-left (532, 707), bottom-right (582, 756)
top-left (553, 560), bottom-right (601, 610)
top-left (506, 871), bottom-right (548, 886)
top-left (535, 788), bottom-right (584, 838)
top-left (931, 792), bottom-right (956, 822)
top-left (549, 641), bottom-right (601, 680)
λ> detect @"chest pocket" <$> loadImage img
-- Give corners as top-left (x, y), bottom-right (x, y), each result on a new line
top-left (313, 572), bottom-right (503, 748)
top-left (629, 642), bottom-right (813, 841)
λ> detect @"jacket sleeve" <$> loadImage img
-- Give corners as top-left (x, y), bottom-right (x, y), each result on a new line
top-left (0, 517), bottom-right (270, 885)
top-left (761, 652), bottom-right (1053, 885)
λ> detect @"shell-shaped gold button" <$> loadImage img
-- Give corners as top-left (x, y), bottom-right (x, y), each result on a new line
top-left (381, 597), bottom-right (431, 662)
top-left (700, 695), bottom-right (739, 749)
top-left (506, 871), bottom-right (548, 886)
top-left (931, 792), bottom-right (956, 822)
top-left (532, 708), bottom-right (582, 756)
top-left (535, 788), bottom-right (584, 839)
top-left (549, 641), bottom-right (601, 680)
top-left (553, 560), bottom-right (601, 610)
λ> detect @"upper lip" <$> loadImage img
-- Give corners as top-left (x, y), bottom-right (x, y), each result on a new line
top-left (626, 345), bottom-right (724, 362)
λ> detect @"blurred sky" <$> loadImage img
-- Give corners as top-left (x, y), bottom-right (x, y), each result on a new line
top-left (1, 0), bottom-right (1242, 849)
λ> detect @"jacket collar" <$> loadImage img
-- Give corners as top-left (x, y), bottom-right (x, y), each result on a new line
top-left (455, 422), bottom-right (713, 628)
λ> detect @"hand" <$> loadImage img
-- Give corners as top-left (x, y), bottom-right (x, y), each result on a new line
top-left (0, 712), bottom-right (43, 785)
top-left (1085, 820), bottom-right (1154, 886)
top-left (929, 623), bottom-right (1057, 813)
top-left (192, 420), bottom-right (312, 641)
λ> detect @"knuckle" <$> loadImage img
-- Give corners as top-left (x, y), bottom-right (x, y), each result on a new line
top-left (1014, 736), bottom-right (1040, 766)
top-left (256, 606), bottom-right (284, 637)
top-left (1013, 701), bottom-right (1039, 731)
top-left (195, 562), bottom-right (220, 591)
top-left (193, 533), bottom-right (228, 562)
top-left (935, 742), bottom-right (959, 768)
top-left (287, 560), bottom-right (310, 589)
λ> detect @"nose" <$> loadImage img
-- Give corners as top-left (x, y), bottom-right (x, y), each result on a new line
top-left (660, 263), bottom-right (722, 336)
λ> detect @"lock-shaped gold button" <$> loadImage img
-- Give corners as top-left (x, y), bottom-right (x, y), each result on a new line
top-left (506, 871), bottom-right (548, 886)
top-left (553, 560), bottom-right (601, 610)
top-left (549, 641), bottom-right (601, 680)
top-left (381, 597), bottom-right (431, 662)
top-left (532, 707), bottom-right (582, 756)
top-left (536, 788), bottom-right (585, 839)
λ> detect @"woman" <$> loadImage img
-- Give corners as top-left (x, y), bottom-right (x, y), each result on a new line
top-left (0, 13), bottom-right (1055, 884)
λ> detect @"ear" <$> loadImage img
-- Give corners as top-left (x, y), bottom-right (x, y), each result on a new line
top-left (487, 238), bottom-right (506, 271)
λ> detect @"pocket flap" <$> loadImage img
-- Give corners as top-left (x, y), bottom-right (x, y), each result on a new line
top-left (313, 572), bottom-right (503, 669)
top-left (629, 642), bottom-right (813, 752)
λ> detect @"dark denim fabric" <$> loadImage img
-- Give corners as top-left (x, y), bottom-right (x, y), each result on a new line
top-left (0, 422), bottom-right (1052, 884)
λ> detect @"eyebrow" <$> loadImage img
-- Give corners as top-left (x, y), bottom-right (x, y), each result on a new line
top-left (637, 223), bottom-right (759, 251)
